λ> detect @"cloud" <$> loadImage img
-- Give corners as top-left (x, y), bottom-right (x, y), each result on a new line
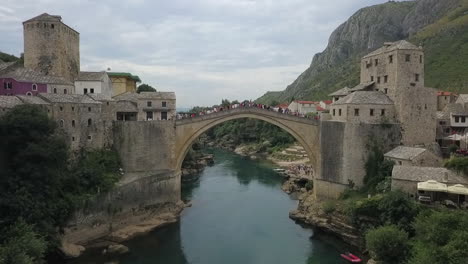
top-left (0, 0), bottom-right (389, 106)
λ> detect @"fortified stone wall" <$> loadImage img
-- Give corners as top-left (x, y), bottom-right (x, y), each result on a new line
top-left (317, 120), bottom-right (401, 199)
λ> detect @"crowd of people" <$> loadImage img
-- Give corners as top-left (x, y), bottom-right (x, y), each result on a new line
top-left (287, 164), bottom-right (314, 178)
top-left (176, 101), bottom-right (321, 120)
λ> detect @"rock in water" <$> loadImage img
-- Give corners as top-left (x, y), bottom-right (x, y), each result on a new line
top-left (59, 241), bottom-right (86, 258)
top-left (104, 244), bottom-right (130, 255)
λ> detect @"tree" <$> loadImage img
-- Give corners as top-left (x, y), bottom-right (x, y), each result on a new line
top-left (366, 225), bottom-right (409, 264)
top-left (137, 83), bottom-right (156, 93)
top-left (0, 219), bottom-right (46, 264)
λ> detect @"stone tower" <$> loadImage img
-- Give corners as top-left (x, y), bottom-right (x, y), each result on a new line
top-left (23, 13), bottom-right (80, 82)
top-left (360, 40), bottom-right (436, 146)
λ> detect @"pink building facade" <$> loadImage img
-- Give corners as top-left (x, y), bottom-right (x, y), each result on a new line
top-left (1, 78), bottom-right (47, 96)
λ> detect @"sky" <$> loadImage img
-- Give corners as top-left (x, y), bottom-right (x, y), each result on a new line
top-left (0, 0), bottom-right (391, 107)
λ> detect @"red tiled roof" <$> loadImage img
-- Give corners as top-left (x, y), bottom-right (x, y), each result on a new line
top-left (316, 106), bottom-right (326, 111)
top-left (437, 91), bottom-right (456, 96)
top-left (277, 104), bottom-right (289, 108)
top-left (322, 100), bottom-right (332, 105)
top-left (296, 100), bottom-right (315, 104)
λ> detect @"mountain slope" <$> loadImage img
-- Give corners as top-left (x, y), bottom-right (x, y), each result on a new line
top-left (257, 0), bottom-right (465, 104)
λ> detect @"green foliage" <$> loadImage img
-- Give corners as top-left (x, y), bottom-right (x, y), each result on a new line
top-left (305, 180), bottom-right (314, 191)
top-left (448, 144), bottom-right (459, 154)
top-left (0, 219), bottom-right (46, 264)
top-left (363, 144), bottom-right (395, 193)
top-left (0, 52), bottom-right (20, 63)
top-left (322, 201), bottom-right (336, 214)
top-left (0, 105), bottom-right (122, 257)
top-left (136, 83), bottom-right (156, 93)
top-left (444, 156), bottom-right (468, 175)
top-left (408, 209), bottom-right (468, 264)
top-left (365, 225), bottom-right (409, 264)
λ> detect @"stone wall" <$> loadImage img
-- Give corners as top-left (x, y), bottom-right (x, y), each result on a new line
top-left (318, 121), bottom-right (401, 197)
top-left (330, 104), bottom-right (396, 123)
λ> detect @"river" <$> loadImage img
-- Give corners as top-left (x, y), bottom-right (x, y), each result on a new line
top-left (72, 149), bottom-right (342, 264)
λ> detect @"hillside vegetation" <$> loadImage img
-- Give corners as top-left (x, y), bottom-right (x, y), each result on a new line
top-left (257, 0), bottom-right (468, 104)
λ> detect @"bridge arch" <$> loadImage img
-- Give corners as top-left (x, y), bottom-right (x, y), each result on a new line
top-left (175, 108), bottom-right (321, 176)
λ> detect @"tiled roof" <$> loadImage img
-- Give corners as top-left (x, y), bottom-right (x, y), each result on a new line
top-left (329, 87), bottom-right (350, 97)
top-left (437, 91), bottom-right (456, 96)
top-left (23, 13), bottom-right (62, 23)
top-left (115, 101), bottom-right (138, 112)
top-left (316, 106), bottom-right (326, 111)
top-left (77, 71), bottom-right (107, 82)
top-left (384, 146), bottom-right (427, 161)
top-left (38, 93), bottom-right (101, 104)
top-left (0, 96), bottom-right (23, 108)
top-left (0, 67), bottom-right (73, 85)
top-left (296, 101), bottom-right (315, 104)
top-left (443, 103), bottom-right (467, 115)
top-left (276, 104), bottom-right (289, 109)
top-left (349, 82), bottom-right (375, 92)
top-left (455, 94), bottom-right (468, 104)
top-left (321, 100), bottom-right (332, 105)
top-left (107, 72), bottom-right (141, 82)
top-left (363, 40), bottom-right (421, 58)
top-left (86, 94), bottom-right (113, 101)
top-left (17, 95), bottom-right (50, 105)
top-left (113, 91), bottom-right (176, 101)
top-left (392, 166), bottom-right (468, 184)
top-left (333, 91), bottom-right (393, 105)
top-left (0, 61), bottom-right (15, 72)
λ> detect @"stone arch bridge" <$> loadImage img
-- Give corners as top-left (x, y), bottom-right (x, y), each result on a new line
top-left (175, 108), bottom-right (321, 175)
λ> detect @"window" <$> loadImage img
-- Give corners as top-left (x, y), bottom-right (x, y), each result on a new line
top-left (51, 24), bottom-right (54, 29)
top-left (419, 55), bottom-right (423, 63)
top-left (384, 88), bottom-right (388, 94)
top-left (147, 101), bottom-right (152, 107)
top-left (88, 107), bottom-right (91, 112)
top-left (374, 59), bottom-right (379, 66)
top-left (87, 118), bottom-right (92, 126)
top-left (72, 136), bottom-right (75, 141)
top-left (161, 112), bottom-right (168, 120)
top-left (339, 109), bottom-right (342, 116)
top-left (333, 109), bottom-right (336, 116)
top-left (84, 88), bottom-right (88, 94)
top-left (53, 88), bottom-right (57, 94)
top-left (64, 89), bottom-right (67, 94)
top-left (398, 161), bottom-right (402, 165)
top-left (354, 108), bottom-right (360, 116)
top-left (3, 82), bottom-right (6, 89)
top-left (405, 54), bottom-right (411, 62)
top-left (415, 74), bottom-right (420, 82)
top-left (32, 84), bottom-right (37, 91)
top-left (366, 61), bottom-right (371, 68)
top-left (26, 92), bottom-right (32, 96)
top-left (72, 120), bottom-right (75, 127)
top-left (146, 111), bottom-right (153, 120)
top-left (59, 106), bottom-right (63, 111)
top-left (6, 82), bottom-right (12, 89)
top-left (370, 109), bottom-right (374, 116)
top-left (389, 55), bottom-right (393, 63)
top-left (59, 120), bottom-right (64, 127)
top-left (440, 121), bottom-right (446, 125)
top-left (72, 106), bottom-right (75, 111)
top-left (162, 101), bottom-right (167, 107)
top-left (462, 117), bottom-right (466, 123)
top-left (381, 109), bottom-right (386, 116)
top-left (87, 135), bottom-right (92, 140)
top-left (371, 76), bottom-right (374, 82)
top-left (384, 75), bottom-right (388, 83)
top-left (90, 88), bottom-right (94, 94)
top-left (377, 77), bottom-right (381, 84)
top-left (455, 116), bottom-right (460, 123)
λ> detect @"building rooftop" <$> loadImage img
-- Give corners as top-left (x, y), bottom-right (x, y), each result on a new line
top-left (0, 61), bottom-right (16, 72)
top-left (113, 91), bottom-right (176, 101)
top-left (0, 67), bottom-right (73, 85)
top-left (329, 87), bottom-right (351, 97)
top-left (296, 101), bottom-right (315, 104)
top-left (333, 91), bottom-right (393, 105)
top-left (0, 96), bottom-right (23, 108)
top-left (23, 13), bottom-right (62, 24)
top-left (384, 146), bottom-right (427, 161)
top-left (17, 95), bottom-right (50, 105)
top-left (392, 165), bottom-right (468, 185)
top-left (38, 93), bottom-right (101, 104)
top-left (437, 91), bottom-right (457, 96)
top-left (455, 94), bottom-right (468, 104)
top-left (77, 71), bottom-right (108, 82)
top-left (86, 94), bottom-right (113, 101)
top-left (348, 82), bottom-right (375, 92)
top-left (363, 40), bottom-right (421, 58)
top-left (107, 72), bottom-right (141, 83)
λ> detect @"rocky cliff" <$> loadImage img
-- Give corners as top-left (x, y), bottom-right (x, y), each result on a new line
top-left (257, 0), bottom-right (466, 104)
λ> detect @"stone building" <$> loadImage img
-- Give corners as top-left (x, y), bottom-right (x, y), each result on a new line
top-left (329, 40), bottom-right (437, 146)
top-left (288, 101), bottom-right (317, 114)
top-left (107, 72), bottom-right (141, 96)
top-left (23, 13), bottom-right (79, 82)
top-left (384, 146), bottom-right (441, 167)
top-left (437, 91), bottom-right (457, 111)
top-left (75, 71), bottom-right (113, 99)
top-left (330, 91), bottom-right (396, 124)
top-left (113, 92), bottom-right (176, 121)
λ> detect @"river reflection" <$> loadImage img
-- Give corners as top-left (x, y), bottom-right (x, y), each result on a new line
top-left (72, 149), bottom-right (341, 264)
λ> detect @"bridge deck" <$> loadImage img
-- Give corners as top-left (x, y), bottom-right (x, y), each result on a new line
top-left (175, 107), bottom-right (320, 126)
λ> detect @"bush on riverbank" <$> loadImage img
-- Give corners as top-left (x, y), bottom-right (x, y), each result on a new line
top-left (366, 225), bottom-right (409, 264)
top-left (0, 105), bottom-right (122, 260)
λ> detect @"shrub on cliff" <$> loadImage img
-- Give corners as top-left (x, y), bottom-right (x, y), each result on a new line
top-left (366, 225), bottom-right (409, 264)
top-left (444, 156), bottom-right (468, 175)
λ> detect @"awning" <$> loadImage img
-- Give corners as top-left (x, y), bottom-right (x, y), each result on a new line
top-left (417, 180), bottom-right (447, 192)
top-left (447, 184), bottom-right (468, 195)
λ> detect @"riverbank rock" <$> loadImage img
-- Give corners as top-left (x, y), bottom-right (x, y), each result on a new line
top-left (59, 241), bottom-right (86, 258)
top-left (367, 259), bottom-right (377, 264)
top-left (103, 244), bottom-right (129, 255)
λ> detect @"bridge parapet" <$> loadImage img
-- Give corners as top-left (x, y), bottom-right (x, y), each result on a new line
top-left (175, 107), bottom-right (320, 126)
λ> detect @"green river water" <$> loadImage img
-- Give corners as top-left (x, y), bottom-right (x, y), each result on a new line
top-left (72, 149), bottom-right (344, 264)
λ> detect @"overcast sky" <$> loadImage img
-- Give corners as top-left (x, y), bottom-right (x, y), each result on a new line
top-left (0, 0), bottom-right (390, 107)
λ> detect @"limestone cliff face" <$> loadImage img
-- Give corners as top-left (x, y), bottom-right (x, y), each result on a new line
top-left (257, 0), bottom-right (462, 104)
